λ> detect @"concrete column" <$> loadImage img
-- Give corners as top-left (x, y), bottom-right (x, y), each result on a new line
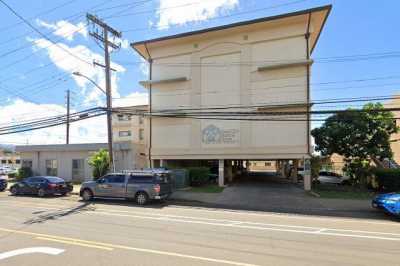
top-left (227, 161), bottom-right (233, 183)
top-left (303, 159), bottom-right (311, 191)
top-left (218, 159), bottom-right (225, 187)
top-left (291, 159), bottom-right (299, 183)
top-left (160, 159), bottom-right (164, 168)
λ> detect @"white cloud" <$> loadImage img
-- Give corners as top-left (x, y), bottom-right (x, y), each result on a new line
top-left (119, 39), bottom-right (130, 50)
top-left (139, 57), bottom-right (149, 77)
top-left (157, 0), bottom-right (239, 29)
top-left (113, 92), bottom-right (148, 108)
top-left (28, 37), bottom-right (125, 105)
top-left (36, 19), bottom-right (87, 41)
top-left (0, 99), bottom-right (106, 145)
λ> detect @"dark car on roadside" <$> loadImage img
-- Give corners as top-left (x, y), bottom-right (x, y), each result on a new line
top-left (372, 192), bottom-right (400, 217)
top-left (0, 176), bottom-right (7, 192)
top-left (80, 169), bottom-right (173, 205)
top-left (10, 176), bottom-right (73, 197)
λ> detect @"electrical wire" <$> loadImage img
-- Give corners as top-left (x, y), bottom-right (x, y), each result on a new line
top-left (0, 0), bottom-right (93, 66)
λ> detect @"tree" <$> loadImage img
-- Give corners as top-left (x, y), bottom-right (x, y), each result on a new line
top-left (88, 149), bottom-right (110, 180)
top-left (311, 103), bottom-right (398, 185)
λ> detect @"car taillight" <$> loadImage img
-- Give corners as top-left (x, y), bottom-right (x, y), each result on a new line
top-left (48, 183), bottom-right (57, 188)
top-left (154, 184), bottom-right (160, 194)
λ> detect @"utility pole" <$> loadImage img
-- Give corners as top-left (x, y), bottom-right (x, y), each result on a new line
top-left (66, 89), bottom-right (70, 144)
top-left (86, 14), bottom-right (121, 170)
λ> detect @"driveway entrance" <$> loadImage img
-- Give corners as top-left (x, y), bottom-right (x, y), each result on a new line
top-left (217, 171), bottom-right (323, 212)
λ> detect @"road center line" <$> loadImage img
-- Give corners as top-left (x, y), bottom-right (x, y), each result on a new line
top-left (36, 237), bottom-right (114, 251)
top-left (0, 228), bottom-right (258, 266)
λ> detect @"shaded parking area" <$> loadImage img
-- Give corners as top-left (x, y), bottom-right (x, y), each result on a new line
top-left (171, 171), bottom-right (392, 220)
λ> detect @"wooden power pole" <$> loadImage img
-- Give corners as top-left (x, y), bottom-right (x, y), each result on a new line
top-left (86, 14), bottom-right (121, 170)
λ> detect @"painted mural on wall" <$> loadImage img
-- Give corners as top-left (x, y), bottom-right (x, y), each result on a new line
top-left (202, 124), bottom-right (240, 145)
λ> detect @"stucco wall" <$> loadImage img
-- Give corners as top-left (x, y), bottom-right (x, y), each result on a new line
top-left (147, 17), bottom-right (311, 160)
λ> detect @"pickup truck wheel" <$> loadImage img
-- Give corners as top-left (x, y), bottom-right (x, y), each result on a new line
top-left (82, 189), bottom-right (93, 201)
top-left (135, 192), bottom-right (148, 205)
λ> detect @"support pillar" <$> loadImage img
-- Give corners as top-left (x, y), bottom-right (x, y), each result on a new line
top-left (303, 159), bottom-right (311, 191)
top-left (291, 159), bottom-right (299, 183)
top-left (160, 159), bottom-right (165, 168)
top-left (227, 161), bottom-right (233, 183)
top-left (218, 159), bottom-right (225, 187)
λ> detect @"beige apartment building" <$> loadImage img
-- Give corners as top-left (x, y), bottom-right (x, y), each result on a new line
top-left (131, 5), bottom-right (331, 189)
top-left (112, 105), bottom-right (148, 169)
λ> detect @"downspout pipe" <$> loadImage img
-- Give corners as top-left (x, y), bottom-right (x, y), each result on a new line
top-left (144, 43), bottom-right (153, 168)
top-left (305, 12), bottom-right (312, 156)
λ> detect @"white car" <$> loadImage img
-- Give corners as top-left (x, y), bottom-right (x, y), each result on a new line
top-left (317, 171), bottom-right (350, 185)
top-left (0, 166), bottom-right (16, 175)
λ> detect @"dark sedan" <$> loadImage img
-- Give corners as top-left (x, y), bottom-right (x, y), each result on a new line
top-left (10, 176), bottom-right (73, 197)
top-left (0, 176), bottom-right (7, 192)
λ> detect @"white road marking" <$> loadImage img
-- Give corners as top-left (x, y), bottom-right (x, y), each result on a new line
top-left (2, 199), bottom-right (400, 242)
top-left (1, 197), bottom-right (398, 227)
top-left (89, 211), bottom-right (400, 242)
top-left (0, 247), bottom-right (64, 260)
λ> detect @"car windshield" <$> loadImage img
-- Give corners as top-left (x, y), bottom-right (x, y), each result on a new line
top-left (45, 177), bottom-right (64, 183)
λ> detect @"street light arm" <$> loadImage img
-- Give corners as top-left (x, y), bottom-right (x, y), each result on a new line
top-left (72, 72), bottom-right (107, 95)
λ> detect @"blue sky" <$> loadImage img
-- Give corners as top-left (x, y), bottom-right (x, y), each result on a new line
top-left (0, 0), bottom-right (398, 144)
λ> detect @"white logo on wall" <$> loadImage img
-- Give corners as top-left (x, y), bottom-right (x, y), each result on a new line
top-left (202, 124), bottom-right (239, 145)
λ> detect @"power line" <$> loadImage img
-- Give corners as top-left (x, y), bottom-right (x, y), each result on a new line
top-left (0, 0), bottom-right (79, 33)
top-left (118, 0), bottom-right (308, 32)
top-left (0, 0), bottom-right (93, 66)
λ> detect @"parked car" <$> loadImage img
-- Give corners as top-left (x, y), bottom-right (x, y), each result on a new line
top-left (10, 176), bottom-right (73, 197)
top-left (80, 169), bottom-right (173, 205)
top-left (317, 171), bottom-right (350, 185)
top-left (372, 193), bottom-right (400, 217)
top-left (0, 176), bottom-right (7, 192)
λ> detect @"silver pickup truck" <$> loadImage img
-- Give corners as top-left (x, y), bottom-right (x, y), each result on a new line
top-left (80, 170), bottom-right (173, 205)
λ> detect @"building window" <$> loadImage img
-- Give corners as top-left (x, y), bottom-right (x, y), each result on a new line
top-left (139, 116), bottom-right (144, 124)
top-left (15, 159), bottom-right (21, 164)
top-left (1, 159), bottom-right (6, 164)
top-left (45, 159), bottom-right (58, 176)
top-left (139, 129), bottom-right (144, 140)
top-left (119, 130), bottom-right (131, 137)
top-left (72, 159), bottom-right (84, 182)
top-left (117, 114), bottom-right (131, 121)
top-left (265, 162), bottom-right (271, 167)
top-left (22, 160), bottom-right (32, 168)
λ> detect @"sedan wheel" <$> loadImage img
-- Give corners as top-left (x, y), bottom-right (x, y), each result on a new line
top-left (37, 188), bottom-right (46, 197)
top-left (10, 186), bottom-right (18, 195)
top-left (135, 192), bottom-right (148, 205)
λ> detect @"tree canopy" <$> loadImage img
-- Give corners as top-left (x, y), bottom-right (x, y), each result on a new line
top-left (312, 103), bottom-right (397, 161)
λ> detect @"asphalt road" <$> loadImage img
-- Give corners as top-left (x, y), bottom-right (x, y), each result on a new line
top-left (0, 193), bottom-right (399, 266)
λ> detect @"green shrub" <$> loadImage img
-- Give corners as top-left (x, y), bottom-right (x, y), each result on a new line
top-left (88, 149), bottom-right (110, 180)
top-left (188, 167), bottom-right (210, 186)
top-left (371, 168), bottom-right (400, 192)
top-left (7, 172), bottom-right (16, 179)
top-left (17, 167), bottom-right (33, 180)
